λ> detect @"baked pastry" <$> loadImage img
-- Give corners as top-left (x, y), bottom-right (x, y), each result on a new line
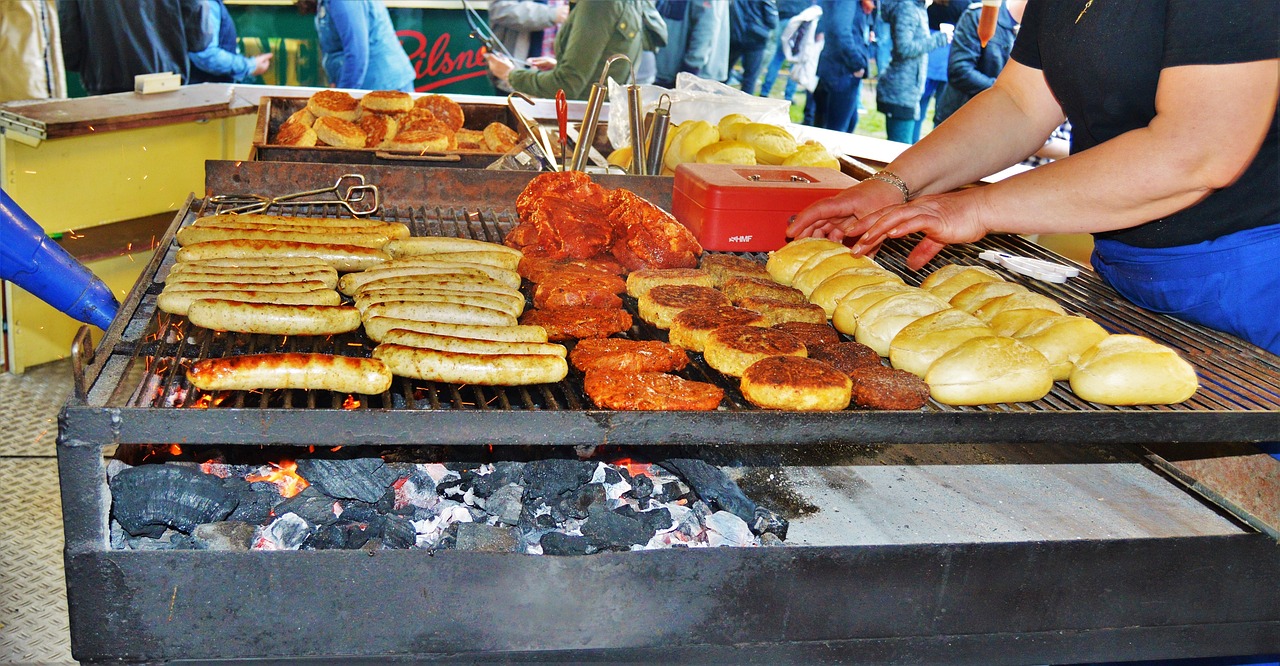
top-left (949, 281), bottom-right (1029, 313)
top-left (569, 338), bottom-right (689, 374)
top-left (791, 251), bottom-right (880, 296)
top-left (625, 267), bottom-right (714, 298)
top-left (455, 127), bottom-right (486, 150)
top-left (923, 265), bottom-right (1005, 301)
top-left (854, 290), bottom-right (951, 356)
top-left (739, 122), bottom-right (798, 165)
top-left (781, 142), bottom-right (840, 169)
top-left (307, 90), bottom-right (359, 122)
top-left (357, 113), bottom-right (398, 149)
top-left (1068, 334), bottom-right (1198, 405)
top-left (699, 253), bottom-right (769, 286)
top-left (925, 336), bottom-right (1054, 405)
top-left (888, 307), bottom-right (993, 377)
top-left (637, 284), bottom-right (731, 329)
top-left (986, 307), bottom-right (1063, 337)
top-left (736, 297), bottom-right (827, 326)
top-left (740, 356), bottom-right (851, 411)
top-left (972, 291), bottom-right (1068, 322)
top-left (829, 283), bottom-right (919, 335)
top-left (285, 107), bottom-right (316, 128)
top-left (1013, 314), bottom-right (1111, 381)
top-left (808, 341), bottom-right (882, 375)
top-left (720, 276), bottom-right (807, 306)
top-left (717, 113), bottom-right (751, 141)
top-left (414, 94), bottom-right (465, 132)
top-left (703, 324), bottom-right (807, 377)
top-left (483, 121), bottom-right (520, 152)
top-left (771, 321), bottom-right (840, 347)
top-left (583, 369), bottom-right (724, 411)
top-left (696, 139), bottom-right (757, 165)
top-left (664, 120), bottom-right (720, 171)
top-left (359, 90), bottom-right (413, 114)
top-left (519, 306), bottom-right (633, 341)
top-left (809, 268), bottom-right (904, 317)
top-left (848, 366), bottom-right (931, 410)
top-left (312, 116), bottom-right (367, 149)
top-left (386, 128), bottom-right (451, 153)
top-left (668, 305), bottom-right (767, 352)
top-left (275, 120), bottom-right (318, 147)
top-left (766, 237), bottom-right (845, 285)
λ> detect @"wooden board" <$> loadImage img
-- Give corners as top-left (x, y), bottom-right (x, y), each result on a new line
top-left (0, 83), bottom-right (251, 139)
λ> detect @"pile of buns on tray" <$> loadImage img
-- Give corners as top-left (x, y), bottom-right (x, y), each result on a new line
top-left (274, 89), bottom-right (520, 153)
top-left (609, 112), bottom-right (841, 174)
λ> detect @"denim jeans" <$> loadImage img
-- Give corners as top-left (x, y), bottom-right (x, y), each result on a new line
top-left (885, 116), bottom-right (915, 143)
top-left (913, 78), bottom-right (947, 143)
top-left (729, 44), bottom-right (767, 95)
top-left (760, 30), bottom-right (799, 100)
top-left (812, 72), bottom-right (862, 133)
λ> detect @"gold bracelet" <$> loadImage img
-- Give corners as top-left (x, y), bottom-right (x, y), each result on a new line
top-left (868, 170), bottom-right (911, 202)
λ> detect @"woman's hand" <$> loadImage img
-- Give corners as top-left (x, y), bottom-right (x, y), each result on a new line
top-left (785, 178), bottom-right (914, 243)
top-left (527, 56), bottom-right (557, 71)
top-left (486, 53), bottom-right (515, 82)
top-left (844, 190), bottom-right (993, 270)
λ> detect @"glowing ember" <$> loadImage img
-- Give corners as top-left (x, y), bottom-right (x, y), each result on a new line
top-left (169, 444), bottom-right (182, 456)
top-left (246, 460), bottom-right (310, 498)
top-left (200, 460), bottom-right (231, 478)
top-left (613, 458), bottom-right (654, 478)
top-left (343, 395), bottom-right (361, 410)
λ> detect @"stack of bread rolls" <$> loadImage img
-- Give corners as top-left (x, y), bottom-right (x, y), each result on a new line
top-left (608, 112), bottom-right (841, 174)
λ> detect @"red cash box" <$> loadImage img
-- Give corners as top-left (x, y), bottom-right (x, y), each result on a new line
top-left (671, 163), bottom-right (857, 252)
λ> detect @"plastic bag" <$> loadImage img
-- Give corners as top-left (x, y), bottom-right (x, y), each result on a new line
top-left (605, 72), bottom-right (791, 151)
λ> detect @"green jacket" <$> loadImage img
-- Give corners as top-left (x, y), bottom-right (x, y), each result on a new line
top-left (507, 0), bottom-right (666, 100)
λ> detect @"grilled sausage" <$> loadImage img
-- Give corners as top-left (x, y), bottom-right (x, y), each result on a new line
top-left (194, 213), bottom-right (400, 231)
top-left (352, 274), bottom-right (516, 296)
top-left (338, 267), bottom-right (498, 296)
top-left (356, 286), bottom-right (526, 312)
top-left (186, 300), bottom-right (361, 335)
top-left (173, 256), bottom-right (336, 270)
top-left (157, 289), bottom-right (340, 316)
top-left (381, 250), bottom-right (520, 271)
top-left (373, 343), bottom-right (568, 385)
top-left (162, 279), bottom-right (331, 293)
top-left (176, 226), bottom-right (393, 249)
top-left (192, 216), bottom-right (411, 239)
top-left (341, 262), bottom-right (521, 292)
top-left (166, 264), bottom-right (338, 285)
top-left (363, 316), bottom-right (548, 344)
top-left (187, 353), bottom-right (393, 394)
top-left (360, 301), bottom-right (516, 327)
top-left (175, 240), bottom-right (389, 272)
top-left (385, 236), bottom-right (522, 259)
top-left (381, 328), bottom-right (566, 357)
top-left (355, 291), bottom-right (524, 317)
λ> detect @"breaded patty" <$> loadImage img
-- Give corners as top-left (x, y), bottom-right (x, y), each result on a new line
top-left (699, 253), bottom-right (769, 287)
top-left (637, 284), bottom-right (730, 329)
top-left (808, 341), bottom-right (882, 375)
top-left (736, 297), bottom-right (827, 325)
top-left (668, 305), bottom-right (767, 352)
top-left (720, 276), bottom-right (806, 306)
top-left (740, 356), bottom-right (852, 411)
top-left (519, 306), bottom-right (633, 341)
top-left (569, 338), bottom-right (689, 374)
top-left (625, 267), bottom-right (714, 298)
top-left (583, 370), bottom-right (723, 411)
top-left (703, 324), bottom-right (808, 377)
top-left (848, 366), bottom-right (931, 410)
top-left (771, 321), bottom-right (840, 348)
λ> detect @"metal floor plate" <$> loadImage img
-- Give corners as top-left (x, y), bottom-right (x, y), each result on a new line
top-left (1, 360), bottom-right (75, 665)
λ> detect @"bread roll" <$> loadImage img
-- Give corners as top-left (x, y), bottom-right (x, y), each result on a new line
top-left (987, 308), bottom-right (1062, 337)
top-left (717, 113), bottom-right (752, 141)
top-left (792, 251), bottom-right (879, 296)
top-left (766, 237), bottom-right (845, 285)
top-left (924, 266), bottom-right (1005, 301)
top-left (696, 139), bottom-right (757, 165)
top-left (809, 268), bottom-right (904, 318)
top-left (739, 123), bottom-right (798, 165)
top-left (926, 336), bottom-right (1054, 405)
top-left (889, 308), bottom-right (994, 377)
top-left (973, 291), bottom-right (1067, 322)
top-left (789, 247), bottom-right (854, 293)
top-left (782, 142), bottom-right (839, 169)
top-left (1069, 334), bottom-right (1197, 404)
top-left (949, 281), bottom-right (1029, 313)
top-left (830, 283), bottom-right (918, 334)
top-left (1014, 315), bottom-right (1111, 381)
top-left (853, 291), bottom-right (951, 356)
top-left (664, 120), bottom-right (719, 170)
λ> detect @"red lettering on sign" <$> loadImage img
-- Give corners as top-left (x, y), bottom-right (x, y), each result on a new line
top-left (399, 30), bottom-right (486, 85)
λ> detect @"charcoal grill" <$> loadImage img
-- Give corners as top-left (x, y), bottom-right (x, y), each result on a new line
top-left (58, 161), bottom-right (1280, 664)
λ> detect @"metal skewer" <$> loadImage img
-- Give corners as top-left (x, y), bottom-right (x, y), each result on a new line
top-left (570, 53), bottom-right (630, 172)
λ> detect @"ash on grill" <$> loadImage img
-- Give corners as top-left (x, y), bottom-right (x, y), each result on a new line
top-left (106, 446), bottom-right (789, 553)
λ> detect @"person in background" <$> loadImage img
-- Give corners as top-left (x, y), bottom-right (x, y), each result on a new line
top-left (1021, 119), bottom-right (1070, 167)
top-left (486, 0), bottom-right (665, 100)
top-left (874, 0), bottom-right (950, 143)
top-left (727, 0), bottom-right (778, 94)
top-left (487, 0), bottom-right (570, 93)
top-left (58, 0), bottom-right (210, 96)
top-left (788, 0), bottom-right (1279, 357)
top-left (0, 0), bottom-right (65, 101)
top-left (758, 0), bottom-right (812, 101)
top-left (912, 0), bottom-right (964, 142)
top-left (189, 0), bottom-right (272, 84)
top-left (653, 0), bottom-right (731, 88)
top-left (869, 0), bottom-right (891, 77)
top-left (809, 0), bottom-right (869, 133)
top-left (312, 0), bottom-right (415, 91)
top-left (932, 0), bottom-right (1023, 126)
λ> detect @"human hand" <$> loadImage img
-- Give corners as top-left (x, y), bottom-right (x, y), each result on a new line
top-left (251, 53), bottom-right (273, 76)
top-left (527, 56), bottom-right (557, 71)
top-left (554, 4), bottom-right (569, 23)
top-left (786, 178), bottom-right (914, 244)
top-left (842, 192), bottom-right (991, 270)
top-left (486, 53), bottom-right (515, 81)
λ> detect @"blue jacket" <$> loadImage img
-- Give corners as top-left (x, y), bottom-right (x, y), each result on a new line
top-left (316, 0), bottom-right (416, 91)
top-left (729, 0), bottom-right (778, 50)
top-left (814, 0), bottom-right (868, 83)
top-left (875, 0), bottom-right (948, 115)
top-left (934, 1), bottom-right (1017, 124)
top-left (189, 0), bottom-right (254, 83)
top-left (654, 0), bottom-right (730, 85)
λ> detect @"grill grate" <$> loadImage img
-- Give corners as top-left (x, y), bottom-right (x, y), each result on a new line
top-left (77, 197), bottom-right (1280, 445)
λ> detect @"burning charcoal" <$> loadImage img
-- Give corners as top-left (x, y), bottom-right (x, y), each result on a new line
top-left (227, 486), bottom-right (286, 525)
top-left (380, 515), bottom-right (416, 549)
top-left (522, 459), bottom-right (597, 503)
top-left (658, 458), bottom-right (757, 525)
top-left (532, 512), bottom-right (557, 530)
top-left (110, 464), bottom-right (237, 537)
top-left (337, 499), bottom-right (381, 524)
top-left (750, 506), bottom-right (789, 540)
top-left (636, 507), bottom-right (673, 533)
top-left (580, 510), bottom-right (655, 552)
top-left (274, 487), bottom-right (342, 526)
top-left (106, 458), bottom-right (131, 481)
top-left (652, 480), bottom-right (685, 504)
top-left (626, 473), bottom-right (654, 501)
top-left (540, 532), bottom-right (590, 556)
top-left (601, 466), bottom-right (624, 486)
top-left (192, 521), bottom-right (256, 551)
top-left (295, 457), bottom-right (398, 504)
top-left (256, 513), bottom-right (312, 550)
top-left (454, 523), bottom-right (521, 553)
top-left (486, 484), bottom-right (524, 526)
top-left (436, 476), bottom-right (468, 500)
top-left (558, 483), bottom-right (607, 520)
top-left (303, 524), bottom-right (349, 550)
top-left (471, 461), bottom-right (526, 498)
top-left (704, 511), bottom-right (755, 547)
top-left (375, 484), bottom-right (416, 517)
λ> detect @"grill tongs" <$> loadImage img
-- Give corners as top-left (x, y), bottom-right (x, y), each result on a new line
top-left (207, 174), bottom-right (381, 217)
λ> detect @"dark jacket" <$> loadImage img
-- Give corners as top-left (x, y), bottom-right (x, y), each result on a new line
top-left (59, 0), bottom-right (211, 95)
top-left (875, 0), bottom-right (948, 115)
top-left (934, 1), bottom-right (1017, 124)
top-left (815, 0), bottom-right (868, 82)
top-left (777, 0), bottom-right (812, 21)
top-left (729, 0), bottom-right (779, 50)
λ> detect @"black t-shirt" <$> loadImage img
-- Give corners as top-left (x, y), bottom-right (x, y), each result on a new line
top-left (1010, 0), bottom-right (1279, 248)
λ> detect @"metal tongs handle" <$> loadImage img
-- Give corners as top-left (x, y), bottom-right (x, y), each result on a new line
top-left (507, 91), bottom-right (559, 171)
top-left (207, 174), bottom-right (380, 217)
top-left (570, 53), bottom-right (630, 172)
top-left (643, 94), bottom-right (672, 176)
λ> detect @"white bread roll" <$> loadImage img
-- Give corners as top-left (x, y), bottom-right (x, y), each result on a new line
top-left (792, 251), bottom-right (879, 296)
top-left (830, 283), bottom-right (918, 335)
top-left (782, 142), bottom-right (840, 169)
top-left (766, 237), bottom-right (845, 285)
top-left (973, 291), bottom-right (1068, 322)
top-left (889, 308), bottom-right (994, 377)
top-left (987, 308), bottom-right (1063, 337)
top-left (926, 336), bottom-right (1054, 405)
top-left (1069, 334), bottom-right (1198, 405)
top-left (925, 266), bottom-right (1006, 301)
top-left (739, 123), bottom-right (798, 165)
top-left (717, 113), bottom-right (752, 141)
top-left (1014, 315), bottom-right (1111, 381)
top-left (809, 268), bottom-right (903, 317)
top-left (664, 120), bottom-right (720, 170)
top-left (950, 281), bottom-right (1029, 313)
top-left (696, 139), bottom-right (757, 165)
top-left (854, 291), bottom-right (951, 356)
